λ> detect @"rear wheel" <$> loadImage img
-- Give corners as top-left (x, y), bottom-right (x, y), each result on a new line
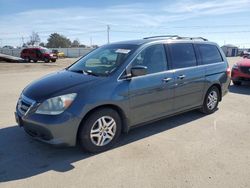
top-left (44, 58), bottom-right (50, 63)
top-left (24, 57), bottom-right (30, 62)
top-left (200, 86), bottom-right (220, 114)
top-left (78, 108), bottom-right (121, 153)
top-left (233, 81), bottom-right (241, 86)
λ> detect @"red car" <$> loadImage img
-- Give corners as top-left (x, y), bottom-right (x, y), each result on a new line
top-left (231, 58), bottom-right (250, 85)
top-left (20, 47), bottom-right (57, 63)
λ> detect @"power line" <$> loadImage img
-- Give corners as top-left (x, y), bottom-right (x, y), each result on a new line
top-left (2, 30), bottom-right (250, 40)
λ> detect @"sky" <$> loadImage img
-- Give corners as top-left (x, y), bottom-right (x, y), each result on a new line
top-left (0, 0), bottom-right (250, 48)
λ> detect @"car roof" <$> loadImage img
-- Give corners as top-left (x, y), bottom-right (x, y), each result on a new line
top-left (23, 48), bottom-right (41, 49)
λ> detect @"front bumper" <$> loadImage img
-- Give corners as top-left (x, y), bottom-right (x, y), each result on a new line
top-left (231, 68), bottom-right (250, 81)
top-left (15, 108), bottom-right (82, 147)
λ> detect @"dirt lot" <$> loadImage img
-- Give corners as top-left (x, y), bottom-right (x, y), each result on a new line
top-left (0, 57), bottom-right (249, 188)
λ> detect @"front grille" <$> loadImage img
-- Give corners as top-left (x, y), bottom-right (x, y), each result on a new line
top-left (17, 95), bottom-right (36, 115)
top-left (240, 66), bottom-right (250, 75)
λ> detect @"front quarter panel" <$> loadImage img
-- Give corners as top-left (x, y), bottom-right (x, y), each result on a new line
top-left (75, 77), bottom-right (130, 127)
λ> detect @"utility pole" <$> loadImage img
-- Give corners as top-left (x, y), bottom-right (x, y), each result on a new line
top-left (90, 36), bottom-right (92, 47)
top-left (21, 36), bottom-right (24, 47)
top-left (107, 25), bottom-right (110, 44)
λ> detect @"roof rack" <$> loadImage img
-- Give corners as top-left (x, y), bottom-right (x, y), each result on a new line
top-left (143, 35), bottom-right (180, 39)
top-left (176, 36), bottom-right (208, 41)
top-left (143, 35), bottom-right (208, 41)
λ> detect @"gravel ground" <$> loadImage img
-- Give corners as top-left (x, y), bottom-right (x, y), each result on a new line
top-left (0, 57), bottom-right (249, 188)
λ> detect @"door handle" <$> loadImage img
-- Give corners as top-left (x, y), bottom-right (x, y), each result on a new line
top-left (162, 77), bottom-right (172, 82)
top-left (177, 75), bottom-right (186, 79)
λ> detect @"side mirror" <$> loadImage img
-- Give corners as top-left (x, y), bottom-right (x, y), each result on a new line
top-left (130, 66), bottom-right (147, 77)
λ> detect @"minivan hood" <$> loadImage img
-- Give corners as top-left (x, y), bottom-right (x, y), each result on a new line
top-left (23, 70), bottom-right (100, 101)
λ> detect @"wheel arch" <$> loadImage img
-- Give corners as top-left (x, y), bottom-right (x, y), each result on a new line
top-left (207, 83), bottom-right (222, 101)
top-left (76, 104), bottom-right (129, 144)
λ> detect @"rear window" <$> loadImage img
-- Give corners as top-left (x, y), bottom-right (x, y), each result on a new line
top-left (197, 44), bottom-right (223, 64)
top-left (168, 43), bottom-right (197, 69)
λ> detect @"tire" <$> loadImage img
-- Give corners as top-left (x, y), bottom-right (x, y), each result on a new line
top-left (33, 59), bottom-right (37, 63)
top-left (78, 108), bottom-right (122, 153)
top-left (233, 81), bottom-right (242, 86)
top-left (100, 57), bottom-right (108, 64)
top-left (51, 59), bottom-right (56, 63)
top-left (44, 58), bottom-right (50, 63)
top-left (24, 57), bottom-right (30, 63)
top-left (200, 86), bottom-right (220, 114)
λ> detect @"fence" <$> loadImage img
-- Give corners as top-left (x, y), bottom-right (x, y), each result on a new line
top-left (0, 47), bottom-right (93, 58)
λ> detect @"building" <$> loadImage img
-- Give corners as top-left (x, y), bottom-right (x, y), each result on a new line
top-left (221, 44), bottom-right (239, 57)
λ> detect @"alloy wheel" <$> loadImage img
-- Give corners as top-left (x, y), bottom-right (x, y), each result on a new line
top-left (207, 90), bottom-right (218, 110)
top-left (90, 116), bottom-right (116, 146)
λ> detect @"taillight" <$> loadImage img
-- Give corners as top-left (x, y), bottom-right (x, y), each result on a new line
top-left (226, 67), bottom-right (231, 77)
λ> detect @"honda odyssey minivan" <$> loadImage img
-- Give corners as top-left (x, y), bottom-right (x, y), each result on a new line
top-left (15, 36), bottom-right (231, 153)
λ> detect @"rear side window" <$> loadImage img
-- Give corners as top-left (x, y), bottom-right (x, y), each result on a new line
top-left (22, 49), bottom-right (27, 53)
top-left (169, 43), bottom-right (197, 69)
top-left (197, 44), bottom-right (223, 64)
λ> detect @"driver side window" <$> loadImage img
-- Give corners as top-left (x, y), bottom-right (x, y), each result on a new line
top-left (132, 44), bottom-right (167, 74)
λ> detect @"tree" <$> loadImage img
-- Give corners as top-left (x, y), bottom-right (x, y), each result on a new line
top-left (27, 32), bottom-right (40, 46)
top-left (46, 33), bottom-right (71, 48)
top-left (39, 42), bottom-right (46, 47)
top-left (79, 44), bottom-right (86, 48)
top-left (72, 39), bottom-right (80, 47)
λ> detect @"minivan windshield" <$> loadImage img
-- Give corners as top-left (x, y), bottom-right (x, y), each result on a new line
top-left (68, 44), bottom-right (138, 76)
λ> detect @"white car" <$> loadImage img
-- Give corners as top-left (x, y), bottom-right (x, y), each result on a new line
top-left (242, 50), bottom-right (250, 58)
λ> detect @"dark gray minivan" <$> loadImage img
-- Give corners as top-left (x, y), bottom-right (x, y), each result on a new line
top-left (15, 36), bottom-right (231, 152)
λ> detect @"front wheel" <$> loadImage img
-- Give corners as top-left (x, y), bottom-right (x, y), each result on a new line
top-left (78, 108), bottom-right (122, 153)
top-left (200, 86), bottom-right (220, 114)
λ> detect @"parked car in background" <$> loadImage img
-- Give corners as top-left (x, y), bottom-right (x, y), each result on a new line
top-left (2, 45), bottom-right (14, 49)
top-left (241, 49), bottom-right (250, 58)
top-left (231, 59), bottom-right (250, 85)
top-left (52, 49), bottom-right (65, 58)
top-left (20, 47), bottom-right (57, 63)
top-left (15, 36), bottom-right (231, 153)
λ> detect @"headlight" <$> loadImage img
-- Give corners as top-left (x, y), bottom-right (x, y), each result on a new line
top-left (36, 93), bottom-right (77, 115)
top-left (232, 64), bottom-right (239, 70)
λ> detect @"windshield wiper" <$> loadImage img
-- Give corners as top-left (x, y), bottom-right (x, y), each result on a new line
top-left (83, 70), bottom-right (100, 77)
top-left (68, 69), bottom-right (100, 77)
top-left (69, 69), bottom-right (84, 74)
